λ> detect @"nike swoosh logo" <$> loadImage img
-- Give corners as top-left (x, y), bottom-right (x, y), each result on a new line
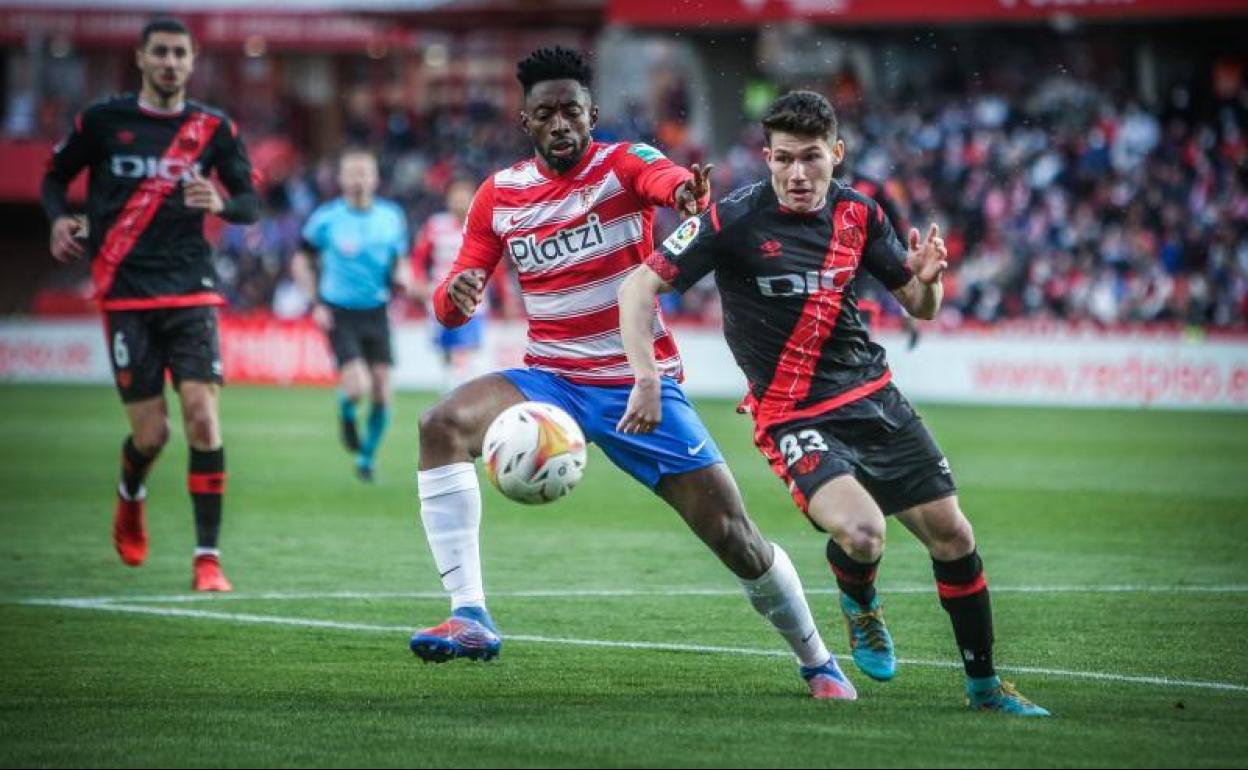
top-left (439, 565), bottom-right (461, 579)
top-left (508, 212), bottom-right (529, 227)
top-left (687, 439), bottom-right (708, 455)
top-left (802, 629), bottom-right (817, 644)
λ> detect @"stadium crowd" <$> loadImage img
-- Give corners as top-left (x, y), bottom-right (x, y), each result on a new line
top-left (14, 58), bottom-right (1248, 329)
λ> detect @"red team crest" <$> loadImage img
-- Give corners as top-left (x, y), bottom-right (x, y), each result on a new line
top-left (792, 451), bottom-right (822, 476)
top-left (760, 239), bottom-right (783, 258)
top-left (837, 225), bottom-right (864, 250)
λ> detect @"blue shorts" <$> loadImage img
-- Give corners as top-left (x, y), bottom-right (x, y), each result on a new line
top-left (436, 314), bottom-right (484, 352)
top-left (500, 368), bottom-right (724, 490)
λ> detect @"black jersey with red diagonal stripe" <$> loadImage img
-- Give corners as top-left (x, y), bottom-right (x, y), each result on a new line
top-left (646, 180), bottom-right (913, 428)
top-left (44, 93), bottom-right (255, 309)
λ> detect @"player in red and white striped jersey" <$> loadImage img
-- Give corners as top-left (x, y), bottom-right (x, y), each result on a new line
top-left (411, 178), bottom-right (510, 390)
top-left (409, 47), bottom-right (853, 699)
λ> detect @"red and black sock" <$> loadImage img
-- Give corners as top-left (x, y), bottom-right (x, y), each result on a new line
top-left (121, 436), bottom-right (157, 498)
top-left (933, 550), bottom-right (995, 678)
top-left (188, 447), bottom-right (226, 550)
top-left (827, 537), bottom-right (880, 607)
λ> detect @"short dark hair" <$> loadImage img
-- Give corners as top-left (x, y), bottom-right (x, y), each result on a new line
top-left (139, 17), bottom-right (191, 49)
top-left (516, 46), bottom-right (592, 95)
top-left (761, 91), bottom-right (838, 143)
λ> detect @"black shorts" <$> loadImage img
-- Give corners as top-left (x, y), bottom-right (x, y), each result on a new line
top-left (755, 384), bottom-right (956, 520)
top-left (327, 305), bottom-right (393, 367)
top-left (104, 306), bottom-right (223, 403)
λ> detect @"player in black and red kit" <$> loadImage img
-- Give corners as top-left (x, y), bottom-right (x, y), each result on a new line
top-left (42, 18), bottom-right (259, 591)
top-left (618, 91), bottom-right (1048, 715)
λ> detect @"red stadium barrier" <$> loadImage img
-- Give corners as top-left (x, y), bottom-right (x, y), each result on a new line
top-left (217, 316), bottom-right (335, 386)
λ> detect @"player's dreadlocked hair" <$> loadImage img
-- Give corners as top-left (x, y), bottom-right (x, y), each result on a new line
top-left (761, 91), bottom-right (839, 143)
top-left (516, 46), bottom-right (593, 95)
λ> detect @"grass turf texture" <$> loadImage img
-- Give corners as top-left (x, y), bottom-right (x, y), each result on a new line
top-left (2, 384), bottom-right (1247, 768)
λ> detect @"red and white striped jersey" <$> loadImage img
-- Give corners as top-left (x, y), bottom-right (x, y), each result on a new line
top-left (412, 212), bottom-right (464, 282)
top-left (432, 141), bottom-right (700, 385)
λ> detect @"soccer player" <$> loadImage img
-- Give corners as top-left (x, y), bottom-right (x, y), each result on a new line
top-left (292, 148), bottom-right (411, 482)
top-left (411, 178), bottom-right (512, 391)
top-left (412, 48), bottom-right (855, 699)
top-left (618, 91), bottom-right (1050, 715)
top-left (41, 17), bottom-right (259, 591)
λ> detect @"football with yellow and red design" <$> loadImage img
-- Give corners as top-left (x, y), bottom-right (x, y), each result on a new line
top-left (483, 402), bottom-right (588, 504)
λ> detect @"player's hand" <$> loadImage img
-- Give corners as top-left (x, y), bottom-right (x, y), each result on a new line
top-left (312, 303), bottom-right (333, 331)
top-left (448, 269), bottom-right (487, 317)
top-left (183, 168), bottom-right (224, 215)
top-left (617, 377), bottom-right (663, 434)
top-left (674, 163), bottom-right (714, 218)
top-left (50, 215), bottom-right (86, 262)
top-left (907, 223), bottom-right (948, 285)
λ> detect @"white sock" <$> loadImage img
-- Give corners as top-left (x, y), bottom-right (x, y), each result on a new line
top-left (117, 481), bottom-right (146, 502)
top-left (418, 463), bottom-right (485, 611)
top-left (739, 543), bottom-right (830, 668)
top-left (194, 547), bottom-right (219, 559)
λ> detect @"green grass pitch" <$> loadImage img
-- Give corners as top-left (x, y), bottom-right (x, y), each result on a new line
top-left (2, 384), bottom-right (1247, 767)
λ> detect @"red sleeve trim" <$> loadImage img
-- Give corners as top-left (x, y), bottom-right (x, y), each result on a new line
top-left (644, 251), bottom-right (680, 285)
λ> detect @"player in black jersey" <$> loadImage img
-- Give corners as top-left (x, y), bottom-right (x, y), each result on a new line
top-left (41, 18), bottom-right (259, 591)
top-left (618, 91), bottom-right (1048, 716)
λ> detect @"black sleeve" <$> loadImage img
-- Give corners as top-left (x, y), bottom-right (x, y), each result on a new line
top-left (643, 209), bottom-right (722, 294)
top-left (41, 109), bottom-right (96, 221)
top-left (860, 198), bottom-right (913, 292)
top-left (211, 118), bottom-right (259, 225)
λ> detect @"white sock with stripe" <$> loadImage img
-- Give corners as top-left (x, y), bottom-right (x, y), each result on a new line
top-left (739, 543), bottom-right (831, 668)
top-left (418, 463), bottom-right (486, 611)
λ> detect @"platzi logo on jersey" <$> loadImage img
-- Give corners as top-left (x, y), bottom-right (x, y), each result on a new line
top-left (756, 267), bottom-right (855, 297)
top-left (110, 155), bottom-right (203, 182)
top-left (507, 213), bottom-right (605, 272)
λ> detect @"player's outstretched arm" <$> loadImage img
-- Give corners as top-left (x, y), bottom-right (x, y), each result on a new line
top-left (616, 265), bottom-right (672, 434)
top-left (892, 223), bottom-right (947, 321)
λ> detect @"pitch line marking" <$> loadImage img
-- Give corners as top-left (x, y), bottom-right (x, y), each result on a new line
top-left (15, 583), bottom-right (1248, 606)
top-left (21, 598), bottom-right (1248, 694)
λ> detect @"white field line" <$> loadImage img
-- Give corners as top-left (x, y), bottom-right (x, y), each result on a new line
top-left (15, 583), bottom-right (1248, 606)
top-left (20, 597), bottom-right (1248, 695)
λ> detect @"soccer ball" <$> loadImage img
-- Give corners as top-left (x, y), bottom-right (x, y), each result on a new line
top-left (483, 402), bottom-right (588, 504)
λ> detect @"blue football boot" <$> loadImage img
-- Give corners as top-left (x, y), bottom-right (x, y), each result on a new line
top-left (410, 605), bottom-right (501, 663)
top-left (839, 593), bottom-right (897, 682)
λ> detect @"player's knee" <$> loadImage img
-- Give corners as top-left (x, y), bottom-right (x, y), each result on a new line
top-left (929, 513), bottom-right (975, 560)
top-left (183, 406), bottom-right (219, 448)
top-left (830, 518), bottom-right (885, 561)
top-left (135, 418), bottom-right (170, 455)
top-left (418, 402), bottom-right (470, 452)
